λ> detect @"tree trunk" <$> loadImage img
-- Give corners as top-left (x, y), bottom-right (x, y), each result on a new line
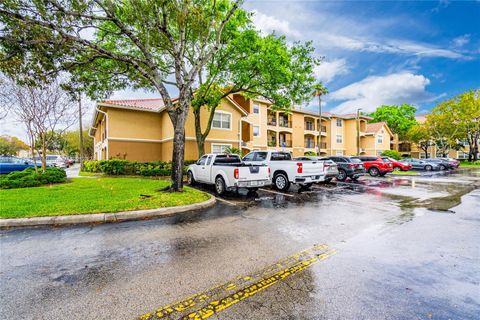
top-left (168, 99), bottom-right (190, 192)
top-left (30, 133), bottom-right (38, 173)
top-left (193, 107), bottom-right (206, 157)
top-left (41, 132), bottom-right (47, 172)
top-left (474, 137), bottom-right (479, 161)
top-left (78, 96), bottom-right (84, 171)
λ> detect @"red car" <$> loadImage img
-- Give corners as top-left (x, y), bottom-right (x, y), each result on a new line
top-left (384, 157), bottom-right (413, 171)
top-left (352, 156), bottom-right (393, 177)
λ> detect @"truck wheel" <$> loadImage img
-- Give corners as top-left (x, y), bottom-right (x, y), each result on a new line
top-left (368, 167), bottom-right (379, 177)
top-left (215, 176), bottom-right (226, 195)
top-left (336, 169), bottom-right (347, 181)
top-left (187, 171), bottom-right (196, 185)
top-left (274, 173), bottom-right (290, 192)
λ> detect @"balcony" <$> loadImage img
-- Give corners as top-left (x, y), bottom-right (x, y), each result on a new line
top-left (267, 118), bottom-right (277, 126)
top-left (279, 140), bottom-right (292, 148)
top-left (319, 142), bottom-right (327, 149)
top-left (279, 119), bottom-right (292, 128)
top-left (305, 122), bottom-right (315, 131)
top-left (305, 141), bottom-right (315, 148)
top-left (321, 126), bottom-right (327, 132)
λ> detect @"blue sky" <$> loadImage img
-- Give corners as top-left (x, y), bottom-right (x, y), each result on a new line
top-left (243, 0), bottom-right (479, 114)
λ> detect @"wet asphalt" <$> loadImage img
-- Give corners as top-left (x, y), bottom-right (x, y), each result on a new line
top-left (1, 169), bottom-right (479, 319)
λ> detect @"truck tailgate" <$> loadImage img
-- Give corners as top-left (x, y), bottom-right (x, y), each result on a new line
top-left (299, 161), bottom-right (323, 175)
top-left (238, 166), bottom-right (269, 180)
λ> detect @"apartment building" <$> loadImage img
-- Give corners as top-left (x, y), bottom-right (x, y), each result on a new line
top-left (90, 95), bottom-right (394, 161)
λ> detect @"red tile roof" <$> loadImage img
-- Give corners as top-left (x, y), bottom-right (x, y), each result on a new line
top-left (366, 122), bottom-right (386, 133)
top-left (101, 98), bottom-right (175, 112)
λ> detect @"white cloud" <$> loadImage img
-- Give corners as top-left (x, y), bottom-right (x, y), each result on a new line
top-left (452, 34), bottom-right (470, 47)
top-left (329, 72), bottom-right (433, 114)
top-left (314, 59), bottom-right (349, 84)
top-left (251, 10), bottom-right (301, 38)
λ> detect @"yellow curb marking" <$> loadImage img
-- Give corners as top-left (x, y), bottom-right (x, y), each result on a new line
top-left (139, 244), bottom-right (336, 320)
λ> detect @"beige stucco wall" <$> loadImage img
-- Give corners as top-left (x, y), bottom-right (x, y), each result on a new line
top-left (108, 140), bottom-right (162, 162)
top-left (108, 108), bottom-right (163, 140)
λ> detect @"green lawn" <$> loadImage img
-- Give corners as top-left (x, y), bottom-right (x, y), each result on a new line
top-left (460, 161), bottom-right (480, 168)
top-left (391, 170), bottom-right (419, 175)
top-left (0, 177), bottom-right (210, 219)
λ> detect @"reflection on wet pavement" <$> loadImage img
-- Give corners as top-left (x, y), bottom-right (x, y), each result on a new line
top-left (0, 169), bottom-right (479, 319)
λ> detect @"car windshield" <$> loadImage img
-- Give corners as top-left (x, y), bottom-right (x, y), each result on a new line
top-left (349, 158), bottom-right (362, 163)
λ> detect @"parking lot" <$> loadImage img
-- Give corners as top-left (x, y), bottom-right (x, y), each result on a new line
top-left (1, 168), bottom-right (479, 319)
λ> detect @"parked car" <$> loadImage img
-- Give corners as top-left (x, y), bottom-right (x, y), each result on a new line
top-left (187, 153), bottom-right (270, 195)
top-left (322, 156), bottom-right (366, 181)
top-left (437, 157), bottom-right (460, 169)
top-left (0, 156), bottom-right (39, 174)
top-left (294, 156), bottom-right (339, 183)
top-left (425, 158), bottom-right (450, 170)
top-left (32, 155), bottom-right (67, 168)
top-left (242, 150), bottom-right (324, 191)
top-left (403, 158), bottom-right (440, 171)
top-left (352, 156), bottom-right (393, 177)
top-left (384, 157), bottom-right (412, 171)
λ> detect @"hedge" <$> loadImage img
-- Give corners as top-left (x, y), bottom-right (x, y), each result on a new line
top-left (0, 167), bottom-right (67, 189)
top-left (380, 150), bottom-right (402, 160)
top-left (82, 159), bottom-right (197, 176)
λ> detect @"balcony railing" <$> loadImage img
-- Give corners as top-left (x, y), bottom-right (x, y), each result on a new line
top-left (268, 140), bottom-right (277, 147)
top-left (321, 126), bottom-right (327, 133)
top-left (267, 119), bottom-right (277, 126)
top-left (305, 123), bottom-right (315, 131)
top-left (279, 119), bottom-right (292, 128)
top-left (319, 142), bottom-right (327, 149)
top-left (305, 141), bottom-right (315, 148)
top-left (279, 140), bottom-right (292, 147)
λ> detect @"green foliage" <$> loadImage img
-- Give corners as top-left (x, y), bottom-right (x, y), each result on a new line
top-left (407, 124), bottom-right (432, 157)
top-left (380, 150), bottom-right (402, 160)
top-left (0, 167), bottom-right (66, 189)
top-left (369, 104), bottom-right (417, 139)
top-left (304, 151), bottom-right (317, 156)
top-left (0, 135), bottom-right (29, 156)
top-left (82, 160), bottom-right (196, 176)
top-left (224, 147), bottom-right (241, 155)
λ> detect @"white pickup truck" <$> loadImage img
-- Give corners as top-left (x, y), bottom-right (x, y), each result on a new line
top-left (242, 150), bottom-right (325, 191)
top-left (187, 154), bottom-right (271, 195)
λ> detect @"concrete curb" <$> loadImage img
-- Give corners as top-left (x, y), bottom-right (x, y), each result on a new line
top-left (0, 195), bottom-right (216, 229)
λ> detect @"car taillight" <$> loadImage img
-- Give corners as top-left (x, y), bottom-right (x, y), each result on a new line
top-left (348, 163), bottom-right (358, 168)
top-left (268, 167), bottom-right (271, 175)
top-left (234, 168), bottom-right (239, 179)
top-left (297, 162), bottom-right (303, 174)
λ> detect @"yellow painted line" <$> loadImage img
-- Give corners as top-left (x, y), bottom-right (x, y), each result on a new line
top-left (139, 244), bottom-right (335, 320)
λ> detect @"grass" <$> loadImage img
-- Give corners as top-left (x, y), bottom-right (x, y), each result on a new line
top-left (391, 170), bottom-right (419, 175)
top-left (0, 177), bottom-right (210, 219)
top-left (459, 161), bottom-right (480, 168)
top-left (78, 171), bottom-right (103, 177)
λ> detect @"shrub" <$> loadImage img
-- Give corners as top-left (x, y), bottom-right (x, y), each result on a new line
top-left (381, 150), bottom-right (402, 160)
top-left (304, 151), bottom-right (317, 156)
top-left (82, 159), bottom-right (197, 176)
top-left (0, 167), bottom-right (67, 189)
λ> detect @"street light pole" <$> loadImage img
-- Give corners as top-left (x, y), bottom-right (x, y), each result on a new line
top-left (356, 108), bottom-right (362, 156)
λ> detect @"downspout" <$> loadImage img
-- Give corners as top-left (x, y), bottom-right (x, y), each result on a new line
top-left (96, 106), bottom-right (109, 160)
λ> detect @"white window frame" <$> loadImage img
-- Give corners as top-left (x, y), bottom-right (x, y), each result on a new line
top-left (336, 134), bottom-right (343, 144)
top-left (211, 143), bottom-right (232, 154)
top-left (253, 125), bottom-right (260, 137)
top-left (212, 111), bottom-right (232, 130)
top-left (336, 119), bottom-right (342, 127)
top-left (253, 103), bottom-right (260, 114)
top-left (377, 134), bottom-right (383, 144)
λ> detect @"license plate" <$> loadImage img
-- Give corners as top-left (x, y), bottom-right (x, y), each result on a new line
top-left (251, 181), bottom-right (258, 186)
top-left (311, 175), bottom-right (317, 179)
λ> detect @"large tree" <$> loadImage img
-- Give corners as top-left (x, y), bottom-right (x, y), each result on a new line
top-left (369, 104), bottom-right (417, 140)
top-left (192, 30), bottom-right (318, 155)
top-left (407, 123), bottom-right (432, 158)
top-left (1, 0), bottom-right (245, 191)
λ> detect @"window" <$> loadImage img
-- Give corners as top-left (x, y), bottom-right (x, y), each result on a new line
top-left (335, 150), bottom-right (344, 156)
top-left (254, 152), bottom-right (268, 161)
top-left (212, 112), bottom-right (231, 129)
top-left (253, 103), bottom-right (260, 114)
top-left (457, 151), bottom-right (469, 159)
top-left (211, 144), bottom-right (231, 154)
top-left (206, 156), bottom-right (213, 165)
top-left (271, 152), bottom-right (292, 161)
top-left (377, 134), bottom-right (383, 144)
top-left (336, 135), bottom-right (343, 143)
top-left (253, 126), bottom-right (260, 137)
top-left (197, 155), bottom-right (208, 165)
top-left (336, 119), bottom-right (342, 127)
top-left (242, 153), bottom-right (255, 161)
